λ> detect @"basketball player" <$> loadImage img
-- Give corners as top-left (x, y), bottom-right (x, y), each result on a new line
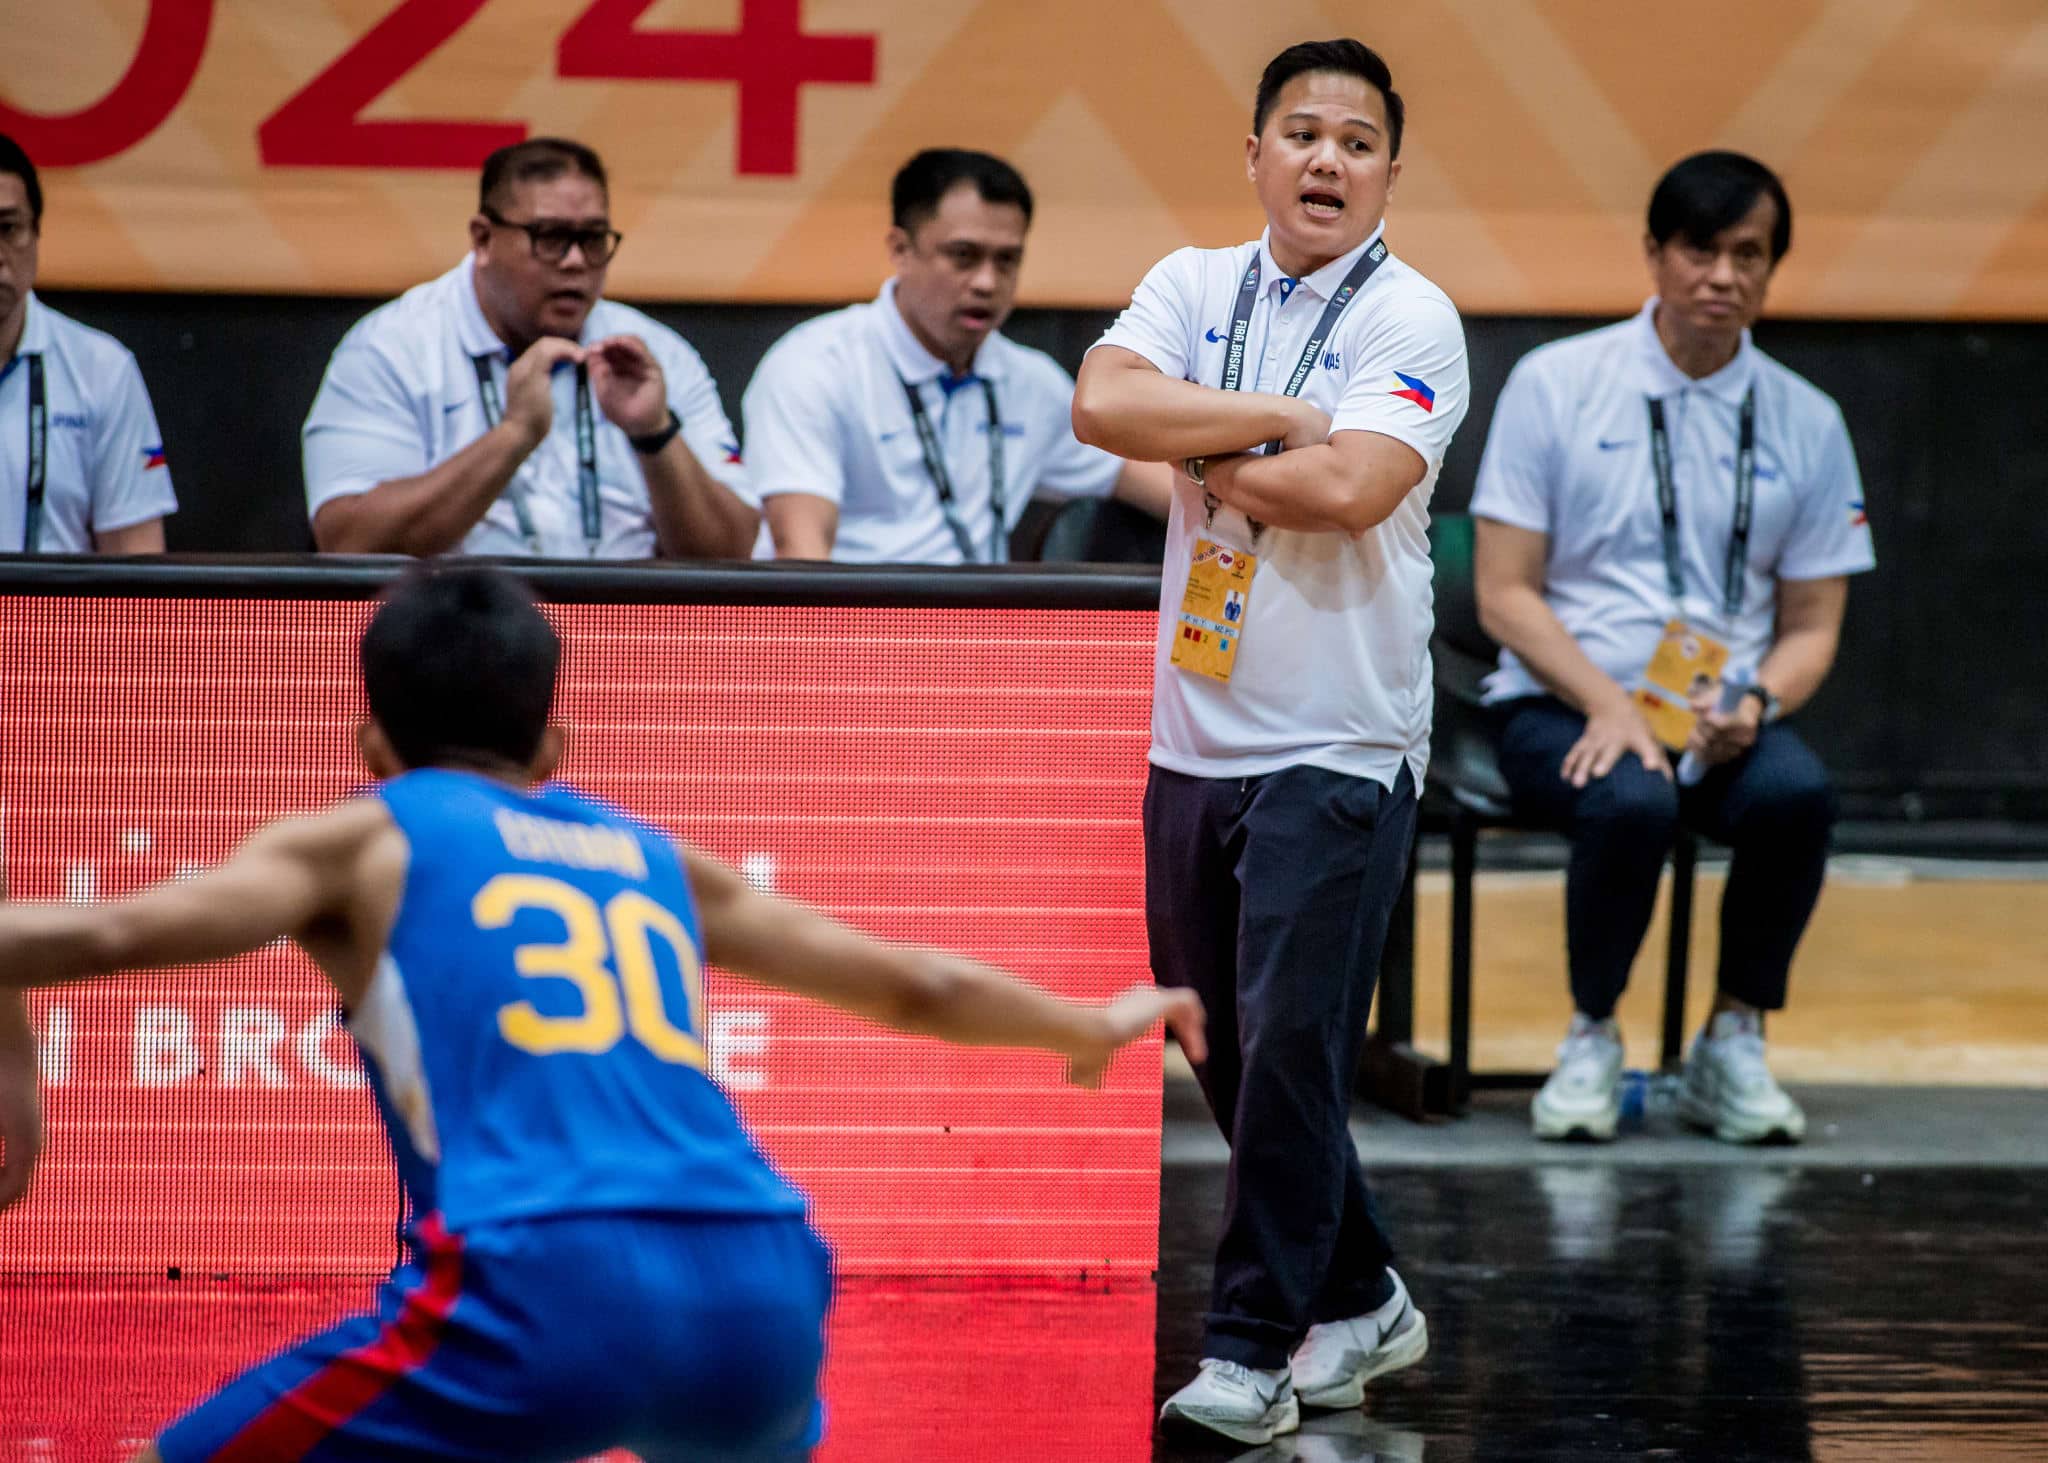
top-left (0, 564), bottom-right (1203, 1461)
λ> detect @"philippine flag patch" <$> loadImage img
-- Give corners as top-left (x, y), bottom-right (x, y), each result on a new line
top-left (141, 444), bottom-right (167, 470)
top-left (720, 439), bottom-right (743, 465)
top-left (1390, 373), bottom-right (1436, 412)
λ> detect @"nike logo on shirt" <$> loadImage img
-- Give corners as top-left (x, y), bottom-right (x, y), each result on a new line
top-left (1596, 437), bottom-right (1635, 451)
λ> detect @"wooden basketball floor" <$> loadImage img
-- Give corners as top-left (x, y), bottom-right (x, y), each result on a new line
top-left (1400, 858), bottom-right (2048, 1084)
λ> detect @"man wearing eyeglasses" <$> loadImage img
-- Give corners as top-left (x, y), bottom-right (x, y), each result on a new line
top-left (741, 149), bottom-right (1169, 563)
top-left (0, 132), bottom-right (176, 555)
top-left (304, 137), bottom-right (757, 559)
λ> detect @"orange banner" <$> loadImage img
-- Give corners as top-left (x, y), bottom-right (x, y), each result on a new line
top-left (5, 0), bottom-right (2046, 317)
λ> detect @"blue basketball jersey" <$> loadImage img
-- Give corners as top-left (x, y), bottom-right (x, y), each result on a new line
top-left (350, 768), bottom-right (805, 1232)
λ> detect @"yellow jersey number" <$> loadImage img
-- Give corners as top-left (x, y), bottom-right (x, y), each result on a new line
top-left (472, 874), bottom-right (708, 1069)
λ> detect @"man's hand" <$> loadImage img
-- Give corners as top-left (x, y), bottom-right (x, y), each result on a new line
top-left (1065, 984), bottom-right (1206, 1090)
top-left (1562, 692), bottom-right (1671, 788)
top-left (1688, 686), bottom-right (1762, 769)
top-left (502, 337), bottom-right (585, 447)
top-left (586, 335), bottom-right (670, 439)
top-left (1280, 400), bottom-right (1333, 452)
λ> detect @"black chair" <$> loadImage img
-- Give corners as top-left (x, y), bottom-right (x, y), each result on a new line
top-left (1015, 497), bottom-right (1167, 564)
top-left (1425, 511), bottom-right (1699, 1113)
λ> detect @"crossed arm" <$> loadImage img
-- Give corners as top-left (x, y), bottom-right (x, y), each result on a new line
top-left (1072, 345), bottom-right (1428, 536)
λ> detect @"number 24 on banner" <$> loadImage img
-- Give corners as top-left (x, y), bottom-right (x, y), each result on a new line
top-left (0, 0), bottom-right (877, 176)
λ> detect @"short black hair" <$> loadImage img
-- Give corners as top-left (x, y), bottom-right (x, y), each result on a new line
top-left (0, 132), bottom-right (42, 229)
top-left (1648, 151), bottom-right (1793, 263)
top-left (479, 137), bottom-right (608, 215)
top-left (1253, 40), bottom-right (1405, 159)
top-left (891, 149), bottom-right (1033, 233)
top-left (361, 565), bottom-right (561, 771)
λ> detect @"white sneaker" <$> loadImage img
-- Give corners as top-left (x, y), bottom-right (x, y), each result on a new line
top-left (1531, 1014), bottom-right (1624, 1141)
top-left (1679, 1010), bottom-right (1806, 1144)
top-left (1290, 1269), bottom-right (1429, 1409)
top-left (1159, 1358), bottom-right (1299, 1445)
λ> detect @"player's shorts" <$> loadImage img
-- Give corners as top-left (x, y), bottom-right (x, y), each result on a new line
top-left (157, 1209), bottom-right (832, 1462)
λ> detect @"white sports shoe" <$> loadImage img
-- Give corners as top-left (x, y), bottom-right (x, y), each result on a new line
top-left (1290, 1269), bottom-right (1429, 1409)
top-left (1679, 1010), bottom-right (1806, 1144)
top-left (1159, 1358), bottom-right (1299, 1445)
top-left (1531, 1014), bottom-right (1624, 1141)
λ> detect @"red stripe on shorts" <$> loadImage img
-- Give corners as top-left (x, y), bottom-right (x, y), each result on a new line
top-left (211, 1212), bottom-right (466, 1462)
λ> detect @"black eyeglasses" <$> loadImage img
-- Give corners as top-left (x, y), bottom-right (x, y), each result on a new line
top-left (482, 208), bottom-right (624, 266)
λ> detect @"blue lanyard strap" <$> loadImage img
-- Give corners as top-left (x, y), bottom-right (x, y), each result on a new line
top-left (472, 353), bottom-right (602, 556)
top-left (1208, 238), bottom-right (1390, 541)
top-left (899, 374), bottom-right (1007, 564)
top-left (1647, 386), bottom-right (1755, 618)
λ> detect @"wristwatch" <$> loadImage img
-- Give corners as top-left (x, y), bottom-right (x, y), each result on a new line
top-left (1182, 456), bottom-right (1208, 487)
top-left (628, 408), bottom-right (682, 456)
top-left (1741, 682), bottom-right (1781, 721)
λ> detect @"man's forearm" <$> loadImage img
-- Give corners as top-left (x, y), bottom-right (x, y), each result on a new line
top-left (1204, 445), bottom-right (1419, 536)
top-left (1073, 365), bottom-right (1304, 462)
top-left (1482, 584), bottom-right (1633, 714)
top-left (1755, 625), bottom-right (1839, 717)
top-left (315, 422), bottom-right (537, 555)
top-left (641, 443), bottom-right (761, 559)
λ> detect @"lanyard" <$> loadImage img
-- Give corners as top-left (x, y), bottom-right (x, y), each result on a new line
top-left (1647, 386), bottom-right (1755, 619)
top-left (1209, 238), bottom-right (1390, 543)
top-left (472, 354), bottom-right (601, 556)
top-left (900, 374), bottom-right (1007, 564)
top-left (16, 354), bottom-right (45, 553)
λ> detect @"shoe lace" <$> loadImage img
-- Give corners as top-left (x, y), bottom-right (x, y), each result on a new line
top-left (1556, 1023), bottom-right (1617, 1071)
top-left (1714, 1030), bottom-right (1778, 1093)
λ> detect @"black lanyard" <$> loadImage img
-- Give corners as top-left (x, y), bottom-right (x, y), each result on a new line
top-left (1209, 238), bottom-right (1390, 543)
top-left (17, 353), bottom-right (45, 553)
top-left (1647, 386), bottom-right (1755, 618)
top-left (900, 374), bottom-right (1006, 564)
top-left (472, 354), bottom-right (601, 556)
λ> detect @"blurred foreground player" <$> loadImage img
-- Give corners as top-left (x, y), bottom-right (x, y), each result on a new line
top-left (0, 564), bottom-right (1203, 1462)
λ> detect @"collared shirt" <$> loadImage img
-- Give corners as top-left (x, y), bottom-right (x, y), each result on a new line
top-left (1471, 297), bottom-right (1876, 703)
top-left (740, 278), bottom-right (1123, 564)
top-left (303, 257), bottom-right (752, 558)
top-left (1091, 225), bottom-right (1470, 790)
top-left (0, 293), bottom-right (176, 553)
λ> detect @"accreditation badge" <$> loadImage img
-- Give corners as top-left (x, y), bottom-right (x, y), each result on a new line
top-left (1635, 618), bottom-right (1731, 750)
top-left (1170, 539), bottom-right (1256, 683)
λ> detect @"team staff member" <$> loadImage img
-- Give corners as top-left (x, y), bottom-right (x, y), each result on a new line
top-left (1472, 151), bottom-right (1874, 1146)
top-left (0, 133), bottom-right (175, 554)
top-left (304, 138), bottom-right (756, 559)
top-left (743, 149), bottom-right (1168, 563)
top-left (1075, 39), bottom-right (1467, 1446)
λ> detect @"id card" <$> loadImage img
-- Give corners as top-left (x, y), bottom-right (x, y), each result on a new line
top-left (1170, 538), bottom-right (1255, 682)
top-left (1637, 618), bottom-right (1730, 749)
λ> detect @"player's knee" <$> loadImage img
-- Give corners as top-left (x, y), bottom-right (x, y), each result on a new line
top-left (1577, 769), bottom-right (1679, 844)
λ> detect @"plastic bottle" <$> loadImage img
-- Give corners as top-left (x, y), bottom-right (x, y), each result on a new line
top-left (1676, 668), bottom-right (1752, 787)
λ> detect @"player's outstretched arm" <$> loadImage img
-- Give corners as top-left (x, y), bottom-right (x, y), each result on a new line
top-left (681, 844), bottom-right (1205, 1087)
top-left (0, 807), bottom-right (370, 992)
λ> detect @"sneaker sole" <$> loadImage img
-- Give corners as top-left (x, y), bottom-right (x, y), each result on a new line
top-left (1678, 1091), bottom-right (1806, 1145)
top-left (1160, 1393), bottom-right (1300, 1446)
top-left (1532, 1100), bottom-right (1618, 1142)
top-left (1297, 1311), bottom-right (1430, 1410)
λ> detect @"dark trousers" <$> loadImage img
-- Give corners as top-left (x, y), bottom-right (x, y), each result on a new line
top-left (1494, 697), bottom-right (1837, 1019)
top-left (1144, 761), bottom-right (1416, 1369)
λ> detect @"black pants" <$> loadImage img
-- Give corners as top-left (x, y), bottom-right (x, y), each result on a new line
top-left (1144, 761), bottom-right (1416, 1369)
top-left (1494, 696), bottom-right (1837, 1019)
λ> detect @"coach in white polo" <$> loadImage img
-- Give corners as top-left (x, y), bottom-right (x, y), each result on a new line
top-left (304, 138), bottom-right (756, 559)
top-left (1074, 40), bottom-right (1464, 1446)
top-left (742, 149), bottom-right (1167, 563)
top-left (0, 133), bottom-right (174, 554)
top-left (1473, 151), bottom-right (1874, 1149)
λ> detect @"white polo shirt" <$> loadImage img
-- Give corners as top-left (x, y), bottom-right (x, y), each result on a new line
top-left (303, 257), bottom-right (752, 558)
top-left (1093, 226), bottom-right (1470, 789)
top-left (1471, 298), bottom-right (1876, 704)
top-left (741, 279), bottom-right (1122, 564)
top-left (0, 293), bottom-right (176, 553)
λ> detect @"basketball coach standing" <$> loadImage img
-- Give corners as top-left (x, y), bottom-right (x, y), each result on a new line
top-left (1074, 38), bottom-right (1468, 1447)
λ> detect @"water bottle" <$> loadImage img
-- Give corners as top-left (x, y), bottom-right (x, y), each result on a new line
top-left (1618, 1069), bottom-right (1649, 1132)
top-left (1676, 668), bottom-right (1752, 787)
